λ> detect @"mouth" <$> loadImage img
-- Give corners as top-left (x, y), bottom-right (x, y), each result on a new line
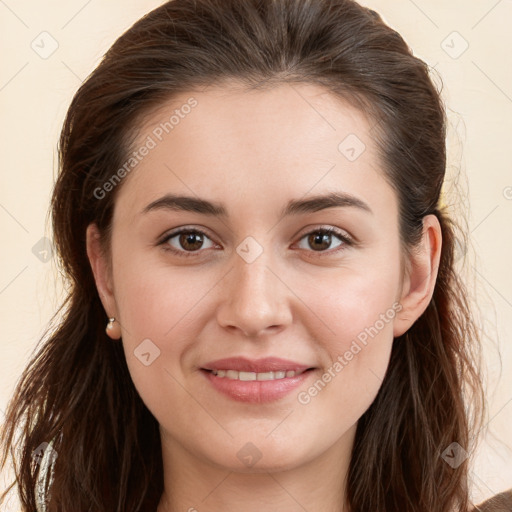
top-left (201, 356), bottom-right (316, 374)
top-left (199, 357), bottom-right (318, 403)
top-left (200, 368), bottom-right (316, 404)
top-left (202, 367), bottom-right (316, 381)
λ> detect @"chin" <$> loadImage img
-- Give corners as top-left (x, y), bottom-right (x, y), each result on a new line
top-left (204, 436), bottom-right (317, 474)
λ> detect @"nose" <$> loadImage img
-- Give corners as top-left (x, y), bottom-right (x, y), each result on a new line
top-left (216, 245), bottom-right (293, 338)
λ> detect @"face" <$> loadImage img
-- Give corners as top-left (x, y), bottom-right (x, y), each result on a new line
top-left (88, 82), bottom-right (424, 474)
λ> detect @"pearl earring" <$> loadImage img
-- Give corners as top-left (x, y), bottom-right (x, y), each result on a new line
top-left (105, 317), bottom-right (121, 339)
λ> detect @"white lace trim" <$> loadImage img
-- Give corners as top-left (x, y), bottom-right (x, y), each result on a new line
top-left (34, 439), bottom-right (57, 512)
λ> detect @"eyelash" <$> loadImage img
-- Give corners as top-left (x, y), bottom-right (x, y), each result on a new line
top-left (158, 226), bottom-right (354, 259)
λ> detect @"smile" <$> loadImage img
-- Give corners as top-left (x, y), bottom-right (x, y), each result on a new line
top-left (201, 367), bottom-right (316, 403)
top-left (210, 369), bottom-right (307, 380)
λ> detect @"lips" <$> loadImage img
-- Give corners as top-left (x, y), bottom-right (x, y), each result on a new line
top-left (200, 357), bottom-right (317, 403)
top-left (211, 369), bottom-right (304, 380)
top-left (201, 356), bottom-right (314, 373)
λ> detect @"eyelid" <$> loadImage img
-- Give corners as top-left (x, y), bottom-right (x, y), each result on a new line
top-left (295, 225), bottom-right (354, 245)
top-left (158, 226), bottom-right (219, 258)
top-left (158, 225), bottom-right (355, 257)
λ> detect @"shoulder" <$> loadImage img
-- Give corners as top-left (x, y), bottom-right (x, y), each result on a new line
top-left (471, 489), bottom-right (512, 511)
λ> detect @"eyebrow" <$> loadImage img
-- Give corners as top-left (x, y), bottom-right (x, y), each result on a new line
top-left (141, 191), bottom-right (373, 218)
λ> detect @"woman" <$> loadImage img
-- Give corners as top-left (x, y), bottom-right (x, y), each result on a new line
top-left (1, 0), bottom-right (510, 510)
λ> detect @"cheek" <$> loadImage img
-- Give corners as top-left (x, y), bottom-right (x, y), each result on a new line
top-left (300, 268), bottom-right (400, 403)
top-left (110, 254), bottom-right (207, 393)
top-left (311, 263), bottom-right (401, 347)
top-left (113, 252), bottom-right (213, 342)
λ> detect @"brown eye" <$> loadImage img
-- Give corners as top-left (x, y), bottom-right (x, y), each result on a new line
top-left (178, 232), bottom-right (205, 251)
top-left (296, 228), bottom-right (353, 255)
top-left (307, 232), bottom-right (333, 251)
top-left (160, 228), bottom-right (216, 256)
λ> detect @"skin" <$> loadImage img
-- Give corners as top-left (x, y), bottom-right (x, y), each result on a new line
top-left (87, 82), bottom-right (441, 512)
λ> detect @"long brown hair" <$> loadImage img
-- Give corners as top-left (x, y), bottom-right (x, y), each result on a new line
top-left (0, 0), bottom-right (485, 510)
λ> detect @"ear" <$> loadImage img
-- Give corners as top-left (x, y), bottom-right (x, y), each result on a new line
top-left (86, 223), bottom-right (117, 318)
top-left (393, 214), bottom-right (442, 337)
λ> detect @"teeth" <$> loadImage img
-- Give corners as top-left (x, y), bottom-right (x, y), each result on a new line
top-left (211, 369), bottom-right (302, 380)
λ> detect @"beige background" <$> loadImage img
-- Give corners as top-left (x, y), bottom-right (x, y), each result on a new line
top-left (1, 0), bottom-right (511, 509)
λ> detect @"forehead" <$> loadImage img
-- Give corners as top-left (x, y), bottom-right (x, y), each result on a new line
top-left (134, 81), bottom-right (374, 157)
top-left (113, 82), bottom-right (395, 223)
